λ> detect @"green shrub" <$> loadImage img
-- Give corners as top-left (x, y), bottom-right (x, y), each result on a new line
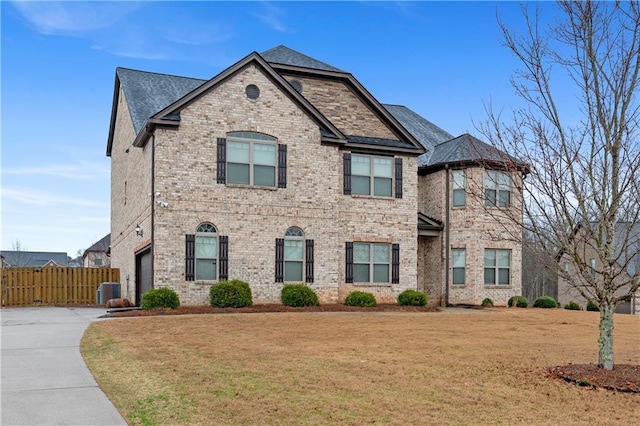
top-left (397, 289), bottom-right (427, 306)
top-left (141, 287), bottom-right (180, 310)
top-left (533, 296), bottom-right (558, 309)
top-left (344, 291), bottom-right (377, 307)
top-left (586, 300), bottom-right (600, 311)
top-left (281, 284), bottom-right (319, 307)
top-left (507, 295), bottom-right (529, 308)
top-left (564, 301), bottom-right (582, 311)
top-left (209, 279), bottom-right (253, 308)
top-left (481, 298), bottom-right (494, 307)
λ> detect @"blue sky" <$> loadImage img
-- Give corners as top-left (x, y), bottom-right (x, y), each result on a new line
top-left (1, 1), bottom-right (548, 256)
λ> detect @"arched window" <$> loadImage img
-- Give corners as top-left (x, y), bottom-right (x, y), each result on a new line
top-left (195, 223), bottom-right (217, 281)
top-left (284, 227), bottom-right (304, 282)
top-left (275, 227), bottom-right (314, 283)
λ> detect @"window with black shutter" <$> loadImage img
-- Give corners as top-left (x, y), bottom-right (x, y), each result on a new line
top-left (219, 235), bottom-right (229, 280)
top-left (275, 238), bottom-right (284, 282)
top-left (185, 234), bottom-right (195, 281)
top-left (343, 153), bottom-right (352, 195)
top-left (278, 144), bottom-right (287, 188)
top-left (305, 239), bottom-right (314, 283)
top-left (216, 138), bottom-right (226, 184)
top-left (392, 243), bottom-right (400, 284)
top-left (394, 158), bottom-right (403, 199)
top-left (345, 242), bottom-right (354, 283)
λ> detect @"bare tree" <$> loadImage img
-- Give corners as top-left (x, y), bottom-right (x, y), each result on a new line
top-left (10, 239), bottom-right (29, 267)
top-left (477, 1), bottom-right (640, 370)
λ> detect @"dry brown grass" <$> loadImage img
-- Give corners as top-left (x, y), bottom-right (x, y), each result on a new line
top-left (81, 308), bottom-right (640, 425)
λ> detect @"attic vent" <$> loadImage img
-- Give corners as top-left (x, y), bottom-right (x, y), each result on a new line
top-left (245, 84), bottom-right (260, 100)
top-left (290, 79), bottom-right (303, 93)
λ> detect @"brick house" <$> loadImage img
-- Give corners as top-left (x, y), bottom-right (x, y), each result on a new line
top-left (557, 222), bottom-right (639, 314)
top-left (106, 45), bottom-right (525, 306)
top-left (82, 234), bottom-right (111, 268)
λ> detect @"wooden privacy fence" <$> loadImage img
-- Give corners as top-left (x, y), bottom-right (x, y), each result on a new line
top-left (1, 267), bottom-right (120, 307)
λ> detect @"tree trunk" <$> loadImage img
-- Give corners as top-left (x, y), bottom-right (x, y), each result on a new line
top-left (597, 303), bottom-right (615, 370)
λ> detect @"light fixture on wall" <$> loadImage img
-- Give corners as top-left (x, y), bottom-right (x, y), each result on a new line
top-left (135, 224), bottom-right (143, 237)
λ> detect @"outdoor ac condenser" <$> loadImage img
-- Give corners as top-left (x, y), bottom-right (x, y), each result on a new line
top-left (97, 282), bottom-right (121, 305)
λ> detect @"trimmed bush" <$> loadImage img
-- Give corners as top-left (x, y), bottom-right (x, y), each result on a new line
top-left (533, 296), bottom-right (558, 309)
top-left (344, 291), bottom-right (377, 307)
top-left (564, 301), bottom-right (582, 311)
top-left (586, 300), bottom-right (600, 312)
top-left (141, 287), bottom-right (180, 310)
top-left (281, 284), bottom-right (319, 307)
top-left (481, 297), bottom-right (494, 308)
top-left (209, 279), bottom-right (253, 308)
top-left (397, 290), bottom-right (427, 306)
top-left (507, 295), bottom-right (529, 308)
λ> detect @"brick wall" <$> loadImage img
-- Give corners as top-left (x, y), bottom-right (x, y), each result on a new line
top-left (144, 64), bottom-right (418, 305)
top-left (109, 87), bottom-right (153, 300)
top-left (418, 167), bottom-right (522, 306)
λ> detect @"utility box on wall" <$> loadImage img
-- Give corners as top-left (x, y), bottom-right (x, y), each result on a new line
top-left (97, 282), bottom-right (121, 304)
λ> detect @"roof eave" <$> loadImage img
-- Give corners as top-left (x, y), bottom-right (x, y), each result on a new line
top-left (106, 74), bottom-right (122, 157)
top-left (344, 142), bottom-right (424, 156)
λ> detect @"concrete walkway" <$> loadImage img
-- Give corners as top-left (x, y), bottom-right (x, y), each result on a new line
top-left (1, 307), bottom-right (127, 425)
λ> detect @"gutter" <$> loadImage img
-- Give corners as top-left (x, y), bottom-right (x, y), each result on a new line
top-left (445, 164), bottom-right (450, 307)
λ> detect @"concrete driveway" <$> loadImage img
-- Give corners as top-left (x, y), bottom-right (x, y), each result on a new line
top-left (1, 307), bottom-right (127, 425)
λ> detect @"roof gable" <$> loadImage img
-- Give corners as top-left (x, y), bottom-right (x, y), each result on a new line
top-left (83, 234), bottom-right (111, 257)
top-left (132, 51), bottom-right (347, 148)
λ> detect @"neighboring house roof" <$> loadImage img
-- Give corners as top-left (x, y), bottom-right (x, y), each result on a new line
top-left (383, 104), bottom-right (454, 166)
top-left (0, 251), bottom-right (68, 267)
top-left (261, 45), bottom-right (344, 72)
top-left (83, 234), bottom-right (111, 258)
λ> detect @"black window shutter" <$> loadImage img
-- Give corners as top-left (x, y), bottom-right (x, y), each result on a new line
top-left (392, 243), bottom-right (400, 284)
top-left (278, 144), bottom-right (287, 188)
top-left (217, 138), bottom-right (226, 184)
top-left (185, 234), bottom-right (195, 281)
top-left (343, 153), bottom-right (352, 195)
top-left (395, 157), bottom-right (403, 199)
top-left (305, 239), bottom-right (314, 283)
top-left (345, 242), bottom-right (354, 283)
top-left (275, 238), bottom-right (284, 282)
top-left (219, 235), bottom-right (229, 280)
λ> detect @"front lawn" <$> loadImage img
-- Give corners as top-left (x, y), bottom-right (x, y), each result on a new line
top-left (82, 308), bottom-right (639, 425)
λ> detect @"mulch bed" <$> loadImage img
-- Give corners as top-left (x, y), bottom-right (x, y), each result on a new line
top-left (87, 303), bottom-right (639, 393)
top-left (546, 364), bottom-right (640, 393)
top-left (105, 303), bottom-right (440, 317)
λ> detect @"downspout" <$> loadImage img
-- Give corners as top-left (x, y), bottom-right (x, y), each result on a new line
top-left (444, 164), bottom-right (450, 307)
top-left (150, 131), bottom-right (156, 289)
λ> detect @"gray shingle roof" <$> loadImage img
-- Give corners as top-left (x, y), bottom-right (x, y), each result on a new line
top-left (261, 45), bottom-right (344, 72)
top-left (117, 67), bottom-right (206, 134)
top-left (84, 234), bottom-right (110, 255)
top-left (0, 251), bottom-right (68, 267)
top-left (428, 133), bottom-right (524, 168)
top-left (383, 104), bottom-right (454, 166)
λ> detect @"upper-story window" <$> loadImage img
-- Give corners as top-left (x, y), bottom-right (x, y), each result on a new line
top-left (452, 170), bottom-right (466, 207)
top-left (94, 253), bottom-right (103, 266)
top-left (484, 171), bottom-right (511, 207)
top-left (343, 153), bottom-right (403, 198)
top-left (226, 132), bottom-right (277, 187)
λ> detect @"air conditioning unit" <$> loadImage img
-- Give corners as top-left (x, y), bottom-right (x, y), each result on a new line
top-left (97, 282), bottom-right (121, 305)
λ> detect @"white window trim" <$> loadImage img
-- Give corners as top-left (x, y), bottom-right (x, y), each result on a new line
top-left (284, 227), bottom-right (305, 282)
top-left (452, 248), bottom-right (466, 285)
top-left (452, 170), bottom-right (466, 207)
top-left (484, 171), bottom-right (511, 208)
top-left (353, 242), bottom-right (391, 283)
top-left (195, 223), bottom-right (218, 281)
top-left (484, 249), bottom-right (511, 286)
